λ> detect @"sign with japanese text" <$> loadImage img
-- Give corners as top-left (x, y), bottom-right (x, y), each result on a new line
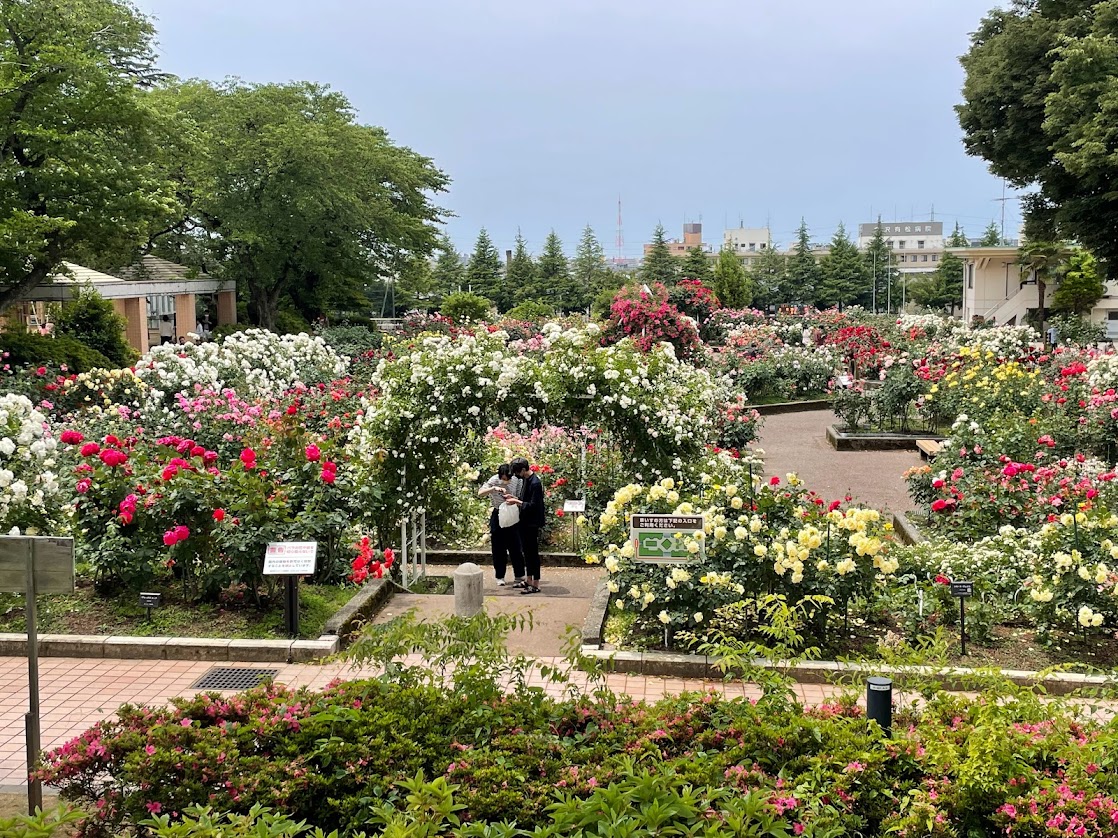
top-left (263, 542), bottom-right (318, 576)
top-left (630, 514), bottom-right (705, 563)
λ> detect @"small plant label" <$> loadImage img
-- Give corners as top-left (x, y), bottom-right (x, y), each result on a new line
top-left (950, 581), bottom-right (974, 598)
top-left (563, 499), bottom-right (586, 513)
top-left (138, 592), bottom-right (161, 609)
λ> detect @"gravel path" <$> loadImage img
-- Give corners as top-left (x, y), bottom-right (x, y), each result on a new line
top-left (756, 409), bottom-right (921, 514)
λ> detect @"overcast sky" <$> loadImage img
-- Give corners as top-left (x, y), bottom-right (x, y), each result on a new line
top-left (136, 0), bottom-right (1018, 256)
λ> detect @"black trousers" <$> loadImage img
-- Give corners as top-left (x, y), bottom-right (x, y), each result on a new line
top-left (490, 509), bottom-right (524, 580)
top-left (519, 524), bottom-right (541, 581)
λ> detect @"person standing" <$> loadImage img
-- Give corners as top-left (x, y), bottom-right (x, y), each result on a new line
top-left (507, 457), bottom-right (544, 594)
top-left (159, 314), bottom-right (174, 345)
top-left (1046, 323), bottom-right (1059, 350)
top-left (478, 464), bottom-right (524, 587)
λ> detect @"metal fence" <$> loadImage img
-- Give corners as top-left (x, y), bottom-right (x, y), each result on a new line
top-left (399, 508), bottom-right (427, 589)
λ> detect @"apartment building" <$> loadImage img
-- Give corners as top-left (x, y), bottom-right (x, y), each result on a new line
top-left (856, 221), bottom-right (944, 274)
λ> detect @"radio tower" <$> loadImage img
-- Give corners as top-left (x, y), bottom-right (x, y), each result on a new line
top-left (615, 196), bottom-right (624, 265)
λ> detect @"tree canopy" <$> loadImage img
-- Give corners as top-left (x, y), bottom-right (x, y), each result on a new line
top-left (786, 220), bottom-right (820, 305)
top-left (1051, 249), bottom-right (1104, 316)
top-left (680, 246), bottom-right (713, 283)
top-left (818, 223), bottom-right (868, 309)
top-left (712, 247), bottom-right (751, 309)
top-left (957, 1), bottom-right (1118, 276)
top-left (0, 0), bottom-right (176, 309)
top-left (640, 224), bottom-right (678, 286)
top-left (466, 228), bottom-right (506, 310)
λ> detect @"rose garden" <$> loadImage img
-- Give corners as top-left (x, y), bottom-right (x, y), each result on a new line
top-left (1, 283), bottom-right (1118, 836)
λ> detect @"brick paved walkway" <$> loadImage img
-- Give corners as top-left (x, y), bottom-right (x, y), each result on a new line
top-left (0, 655), bottom-right (841, 788)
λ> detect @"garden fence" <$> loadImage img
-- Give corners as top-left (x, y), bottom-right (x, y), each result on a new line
top-left (399, 508), bottom-right (427, 589)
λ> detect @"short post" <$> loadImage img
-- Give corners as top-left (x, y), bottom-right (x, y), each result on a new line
top-left (284, 575), bottom-right (299, 638)
top-left (950, 580), bottom-right (974, 657)
top-left (866, 676), bottom-right (892, 738)
top-left (453, 562), bottom-right (484, 617)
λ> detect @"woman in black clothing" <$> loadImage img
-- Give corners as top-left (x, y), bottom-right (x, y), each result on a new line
top-left (478, 463), bottom-right (524, 586)
top-left (506, 457), bottom-right (545, 594)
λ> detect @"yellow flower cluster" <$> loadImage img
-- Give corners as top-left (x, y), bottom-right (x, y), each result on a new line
top-left (926, 349), bottom-right (1039, 406)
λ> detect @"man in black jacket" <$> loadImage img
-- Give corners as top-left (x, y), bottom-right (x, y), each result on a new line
top-left (507, 457), bottom-right (544, 594)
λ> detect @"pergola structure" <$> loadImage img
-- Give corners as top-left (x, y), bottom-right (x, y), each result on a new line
top-left (4, 257), bottom-right (236, 353)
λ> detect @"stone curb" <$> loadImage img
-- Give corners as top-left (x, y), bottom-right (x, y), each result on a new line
top-left (581, 577), bottom-right (612, 647)
top-left (0, 633), bottom-right (339, 662)
top-left (892, 512), bottom-right (926, 545)
top-left (827, 425), bottom-right (947, 452)
top-left (578, 647), bottom-right (1117, 695)
top-left (322, 578), bottom-right (393, 640)
top-left (426, 549), bottom-right (586, 567)
top-left (747, 399), bottom-right (832, 416)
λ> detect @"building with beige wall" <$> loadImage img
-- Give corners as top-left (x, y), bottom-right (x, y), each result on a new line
top-left (858, 221), bottom-right (944, 276)
top-left (643, 222), bottom-right (711, 259)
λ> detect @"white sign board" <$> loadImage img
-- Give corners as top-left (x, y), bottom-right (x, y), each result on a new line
top-left (263, 541), bottom-right (318, 576)
top-left (563, 499), bottom-right (586, 514)
top-left (629, 514), bottom-right (705, 564)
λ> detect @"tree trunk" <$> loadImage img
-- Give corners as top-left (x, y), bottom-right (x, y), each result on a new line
top-left (1037, 278), bottom-right (1047, 329)
top-left (0, 252), bottom-right (59, 313)
top-left (247, 282), bottom-right (280, 331)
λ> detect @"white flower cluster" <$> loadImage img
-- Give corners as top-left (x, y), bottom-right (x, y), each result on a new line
top-left (953, 324), bottom-right (1039, 359)
top-left (134, 330), bottom-right (346, 402)
top-left (1087, 354), bottom-right (1118, 393)
top-left (896, 314), bottom-right (952, 337)
top-left (0, 394), bottom-right (61, 533)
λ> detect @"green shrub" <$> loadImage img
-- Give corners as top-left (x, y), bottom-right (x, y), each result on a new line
top-left (440, 291), bottom-right (491, 324)
top-left (317, 324), bottom-right (382, 357)
top-left (0, 330), bottom-right (112, 372)
top-left (504, 300), bottom-right (554, 321)
top-left (52, 287), bottom-right (137, 367)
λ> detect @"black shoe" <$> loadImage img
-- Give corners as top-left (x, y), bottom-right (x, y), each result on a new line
top-left (520, 585), bottom-right (541, 595)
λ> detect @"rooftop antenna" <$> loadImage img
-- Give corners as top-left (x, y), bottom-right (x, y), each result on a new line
top-left (993, 179), bottom-right (1012, 242)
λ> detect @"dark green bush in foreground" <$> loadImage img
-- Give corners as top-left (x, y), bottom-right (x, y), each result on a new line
top-left (34, 613), bottom-right (1118, 837)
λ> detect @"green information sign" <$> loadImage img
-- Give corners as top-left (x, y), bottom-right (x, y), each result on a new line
top-left (630, 513), bottom-right (705, 563)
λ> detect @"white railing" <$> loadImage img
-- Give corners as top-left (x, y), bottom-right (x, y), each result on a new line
top-left (399, 508), bottom-right (427, 589)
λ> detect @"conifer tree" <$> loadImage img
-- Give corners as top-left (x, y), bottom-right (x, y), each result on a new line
top-left (640, 223), bottom-right (678, 286)
top-left (432, 238), bottom-right (465, 299)
top-left (786, 219), bottom-right (821, 305)
top-left (979, 221), bottom-right (1003, 246)
top-left (466, 228), bottom-right (506, 310)
top-left (570, 225), bottom-right (608, 312)
top-left (862, 221), bottom-right (899, 312)
top-left (506, 231), bottom-right (537, 303)
top-left (712, 246), bottom-right (751, 308)
top-left (680, 245), bottom-right (713, 282)
top-left (748, 246), bottom-right (787, 310)
top-left (818, 223), bottom-right (869, 309)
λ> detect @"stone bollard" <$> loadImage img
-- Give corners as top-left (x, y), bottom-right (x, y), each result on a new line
top-left (453, 562), bottom-right (484, 617)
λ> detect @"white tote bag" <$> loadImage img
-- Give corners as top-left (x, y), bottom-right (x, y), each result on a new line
top-left (498, 502), bottom-right (520, 528)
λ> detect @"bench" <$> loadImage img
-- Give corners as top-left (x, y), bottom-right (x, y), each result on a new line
top-left (915, 439), bottom-right (943, 460)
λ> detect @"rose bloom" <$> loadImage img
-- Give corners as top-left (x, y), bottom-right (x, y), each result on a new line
top-left (213, 508), bottom-right (226, 522)
top-left (79, 442), bottom-right (100, 457)
top-left (305, 444), bottom-right (321, 462)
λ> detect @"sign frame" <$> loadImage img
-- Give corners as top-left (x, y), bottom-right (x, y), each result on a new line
top-left (950, 581), bottom-right (974, 598)
top-left (629, 513), bottom-right (706, 564)
top-left (262, 542), bottom-right (318, 577)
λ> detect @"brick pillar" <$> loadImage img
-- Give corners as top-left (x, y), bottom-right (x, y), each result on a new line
top-left (174, 293), bottom-right (196, 339)
top-left (118, 297), bottom-right (148, 354)
top-left (215, 290), bottom-right (236, 326)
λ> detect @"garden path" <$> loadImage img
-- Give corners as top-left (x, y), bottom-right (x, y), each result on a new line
top-left (373, 566), bottom-right (603, 657)
top-left (0, 653), bottom-right (840, 789)
top-left (756, 409), bottom-right (920, 513)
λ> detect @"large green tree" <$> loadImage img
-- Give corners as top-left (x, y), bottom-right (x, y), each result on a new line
top-left (0, 0), bottom-right (176, 309)
top-left (1018, 238), bottom-right (1065, 328)
top-left (466, 228), bottom-right (506, 310)
top-left (910, 223), bottom-right (968, 312)
top-left (861, 222), bottom-right (899, 312)
top-left (534, 230), bottom-right (574, 309)
top-left (978, 221), bottom-right (1003, 246)
top-left (640, 223), bottom-right (678, 286)
top-left (506, 231), bottom-right (536, 303)
top-left (1051, 249), bottom-right (1106, 315)
top-left (957, 1), bottom-right (1118, 276)
top-left (786, 219), bottom-right (821, 305)
top-left (431, 237), bottom-right (465, 299)
top-left (571, 225), bottom-right (611, 308)
top-left (712, 246), bottom-right (751, 309)
top-left (818, 223), bottom-right (868, 309)
top-left (680, 245), bottom-right (713, 282)
top-left (747, 246), bottom-right (787, 310)
top-left (151, 80), bottom-right (448, 329)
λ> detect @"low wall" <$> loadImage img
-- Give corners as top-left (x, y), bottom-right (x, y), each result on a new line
top-left (747, 399), bottom-right (831, 416)
top-left (826, 425), bottom-right (945, 452)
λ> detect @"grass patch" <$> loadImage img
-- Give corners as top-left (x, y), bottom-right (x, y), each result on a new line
top-left (0, 581), bottom-right (357, 640)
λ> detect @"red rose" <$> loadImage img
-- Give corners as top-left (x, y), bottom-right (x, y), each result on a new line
top-left (60, 430), bottom-right (83, 445)
top-left (161, 465), bottom-right (179, 481)
top-left (99, 449), bottom-right (128, 468)
top-left (173, 525), bottom-right (190, 542)
top-left (240, 448), bottom-right (257, 469)
top-left (305, 444), bottom-right (321, 462)
top-left (213, 508), bottom-right (226, 522)
top-left (79, 442), bottom-right (100, 457)
top-left (770, 476), bottom-right (780, 486)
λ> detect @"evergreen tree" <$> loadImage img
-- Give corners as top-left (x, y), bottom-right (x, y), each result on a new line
top-left (712, 247), bottom-right (751, 308)
top-left (948, 222), bottom-right (969, 248)
top-left (640, 223), bottom-right (678, 286)
top-left (531, 230), bottom-right (574, 309)
top-left (979, 221), bottom-right (1003, 246)
top-left (908, 253), bottom-right (964, 312)
top-left (431, 240), bottom-right (466, 299)
top-left (862, 221), bottom-right (899, 312)
top-left (748, 246), bottom-right (787, 310)
top-left (818, 223), bottom-right (869, 309)
top-left (571, 225), bottom-right (610, 309)
top-left (680, 246), bottom-right (713, 282)
top-left (786, 219), bottom-right (821, 305)
top-left (506, 231), bottom-right (537, 303)
top-left (1051, 250), bottom-right (1106, 315)
top-left (466, 228), bottom-right (507, 310)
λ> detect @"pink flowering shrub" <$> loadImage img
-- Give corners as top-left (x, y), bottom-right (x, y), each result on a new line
top-left (599, 283), bottom-right (701, 359)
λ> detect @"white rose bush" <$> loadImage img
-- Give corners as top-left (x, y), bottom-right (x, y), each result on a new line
top-left (0, 394), bottom-right (61, 535)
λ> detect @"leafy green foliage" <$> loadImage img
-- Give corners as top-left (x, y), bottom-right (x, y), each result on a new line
top-left (681, 245), bottom-right (713, 282)
top-left (440, 291), bottom-right (492, 324)
top-left (0, 0), bottom-right (177, 310)
top-left (52, 287), bottom-right (136, 367)
top-left (504, 300), bottom-right (553, 320)
top-left (1051, 249), bottom-right (1106, 315)
top-left (640, 223), bottom-right (679, 286)
top-left (747, 246), bottom-right (787, 309)
top-left (505, 231), bottom-right (536, 305)
top-left (0, 806), bottom-right (82, 838)
top-left (712, 246), bottom-right (752, 309)
top-left (431, 239), bottom-right (466, 301)
top-left (860, 223), bottom-right (898, 312)
top-left (571, 225), bottom-right (613, 304)
top-left (0, 330), bottom-right (111, 372)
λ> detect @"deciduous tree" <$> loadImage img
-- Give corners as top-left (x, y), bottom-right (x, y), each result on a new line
top-left (1051, 249), bottom-right (1104, 315)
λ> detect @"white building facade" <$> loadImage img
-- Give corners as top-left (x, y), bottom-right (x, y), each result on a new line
top-left (857, 221), bottom-right (944, 275)
top-left (723, 227), bottom-right (772, 270)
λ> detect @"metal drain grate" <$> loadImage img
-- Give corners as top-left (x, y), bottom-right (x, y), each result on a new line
top-left (191, 667), bottom-right (279, 691)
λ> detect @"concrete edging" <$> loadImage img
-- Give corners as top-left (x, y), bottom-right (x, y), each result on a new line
top-left (578, 646), bottom-right (1116, 695)
top-left (892, 512), bottom-right (927, 545)
top-left (747, 399), bottom-right (832, 416)
top-left (827, 425), bottom-right (946, 452)
top-left (581, 578), bottom-right (612, 647)
top-left (0, 633), bottom-right (338, 662)
top-left (322, 577), bottom-right (393, 640)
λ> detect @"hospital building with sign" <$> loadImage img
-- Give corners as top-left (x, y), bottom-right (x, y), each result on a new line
top-left (856, 221), bottom-right (944, 275)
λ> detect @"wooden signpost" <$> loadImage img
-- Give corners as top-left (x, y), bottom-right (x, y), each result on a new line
top-left (0, 536), bottom-right (75, 814)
